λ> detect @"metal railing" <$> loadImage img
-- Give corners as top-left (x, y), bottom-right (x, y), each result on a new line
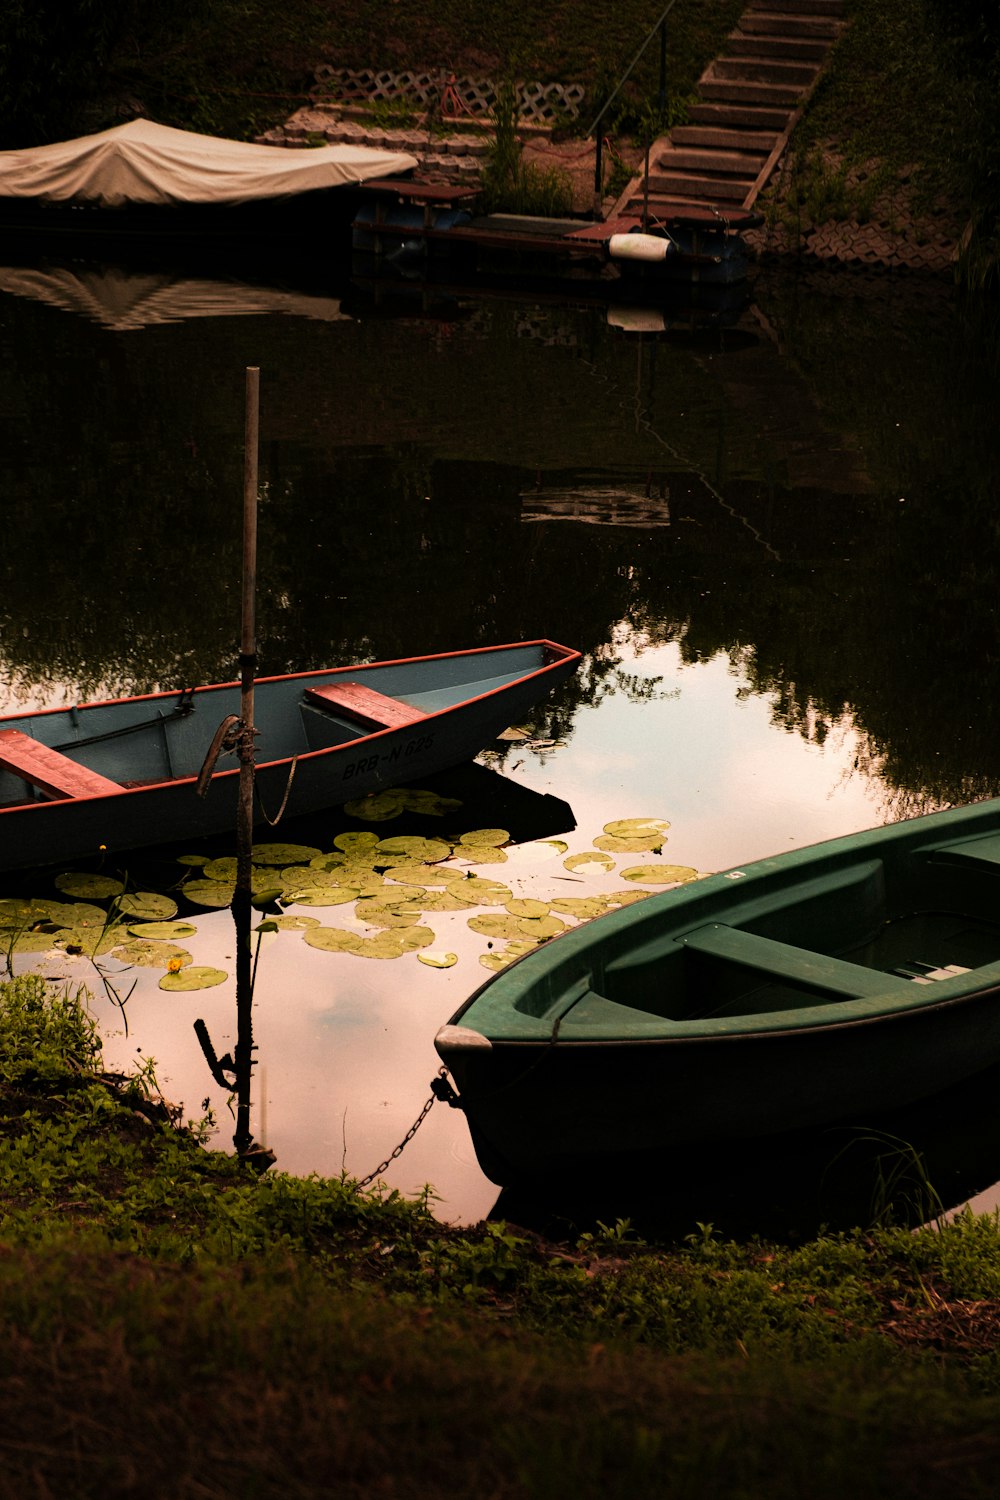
top-left (586, 0), bottom-right (680, 216)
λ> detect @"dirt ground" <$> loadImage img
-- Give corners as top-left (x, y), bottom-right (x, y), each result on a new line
top-left (521, 132), bottom-right (646, 215)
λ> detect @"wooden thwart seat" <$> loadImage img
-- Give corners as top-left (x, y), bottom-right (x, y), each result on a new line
top-left (681, 923), bottom-right (914, 999)
top-left (930, 834), bottom-right (1000, 871)
top-left (304, 681), bottom-right (428, 732)
top-left (0, 728), bottom-right (124, 800)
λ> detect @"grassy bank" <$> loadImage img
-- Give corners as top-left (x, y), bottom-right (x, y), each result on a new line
top-left (0, 0), bottom-right (745, 147)
top-left (3, 973), bottom-right (1000, 1496)
top-left (757, 0), bottom-right (999, 282)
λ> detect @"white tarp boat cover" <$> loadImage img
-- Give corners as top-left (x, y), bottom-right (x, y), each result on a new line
top-left (0, 118), bottom-right (419, 208)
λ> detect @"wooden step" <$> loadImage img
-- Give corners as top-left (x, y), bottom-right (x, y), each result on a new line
top-left (698, 77), bottom-right (805, 106)
top-left (671, 125), bottom-right (780, 152)
top-left (740, 12), bottom-right (842, 39)
top-left (726, 32), bottom-right (832, 61)
top-left (0, 729), bottom-right (124, 801)
top-left (750, 0), bottom-right (846, 16)
top-left (656, 147), bottom-right (766, 178)
top-left (304, 681), bottom-right (428, 730)
top-left (645, 171), bottom-right (749, 202)
top-left (710, 55), bottom-right (820, 87)
top-left (687, 100), bottom-right (794, 131)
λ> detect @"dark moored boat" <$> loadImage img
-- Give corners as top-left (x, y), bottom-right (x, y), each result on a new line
top-left (436, 798), bottom-right (1000, 1185)
top-left (0, 641), bottom-right (580, 872)
top-left (352, 181), bottom-right (762, 295)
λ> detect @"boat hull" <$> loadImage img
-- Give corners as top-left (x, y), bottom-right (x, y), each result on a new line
top-left (0, 641), bottom-right (580, 872)
top-left (436, 797), bottom-right (1000, 1184)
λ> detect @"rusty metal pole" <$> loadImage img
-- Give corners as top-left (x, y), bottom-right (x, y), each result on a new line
top-left (233, 365), bottom-right (259, 1157)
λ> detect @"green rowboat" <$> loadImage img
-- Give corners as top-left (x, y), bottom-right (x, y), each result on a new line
top-left (435, 799), bottom-right (1000, 1186)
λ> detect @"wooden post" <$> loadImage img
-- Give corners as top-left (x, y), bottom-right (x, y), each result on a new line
top-left (658, 18), bottom-right (667, 116)
top-left (593, 133), bottom-right (604, 219)
top-left (233, 365), bottom-right (259, 1158)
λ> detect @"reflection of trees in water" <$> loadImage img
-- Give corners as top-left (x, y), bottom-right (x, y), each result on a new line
top-left (2, 280), bottom-right (1000, 808)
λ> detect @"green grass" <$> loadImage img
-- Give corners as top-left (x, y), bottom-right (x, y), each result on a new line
top-left (765, 0), bottom-right (1000, 279)
top-left (3, 973), bottom-right (1000, 1495)
top-left (0, 0), bottom-right (747, 145)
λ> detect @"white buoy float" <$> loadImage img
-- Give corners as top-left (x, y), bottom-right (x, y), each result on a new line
top-left (607, 232), bottom-right (671, 263)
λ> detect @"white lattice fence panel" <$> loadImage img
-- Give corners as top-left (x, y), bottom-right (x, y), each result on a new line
top-left (312, 67), bottom-right (585, 123)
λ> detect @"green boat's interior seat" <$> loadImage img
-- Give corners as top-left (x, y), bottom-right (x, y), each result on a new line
top-left (0, 728), bottom-right (123, 800)
top-left (680, 923), bottom-right (916, 1000)
top-left (928, 833), bottom-right (1000, 871)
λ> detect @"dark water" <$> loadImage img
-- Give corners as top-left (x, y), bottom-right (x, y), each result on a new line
top-left (2, 249), bottom-right (1000, 1236)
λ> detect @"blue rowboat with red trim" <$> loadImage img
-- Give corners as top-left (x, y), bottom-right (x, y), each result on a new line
top-left (436, 797), bottom-right (1000, 1185)
top-left (0, 639), bottom-right (580, 872)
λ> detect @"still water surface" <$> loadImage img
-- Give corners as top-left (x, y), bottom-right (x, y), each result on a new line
top-left (2, 254), bottom-right (999, 1234)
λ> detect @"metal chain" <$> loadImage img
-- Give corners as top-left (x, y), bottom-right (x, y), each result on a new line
top-left (356, 1067), bottom-right (458, 1189)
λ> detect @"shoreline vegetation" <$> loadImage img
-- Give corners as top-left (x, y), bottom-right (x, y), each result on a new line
top-left (0, 1), bottom-right (997, 284)
top-left (3, 972), bottom-right (1000, 1494)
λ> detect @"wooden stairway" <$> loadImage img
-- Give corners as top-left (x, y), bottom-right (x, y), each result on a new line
top-left (612, 0), bottom-right (847, 221)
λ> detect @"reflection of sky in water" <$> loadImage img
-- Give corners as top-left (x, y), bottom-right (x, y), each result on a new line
top-left (12, 631), bottom-right (908, 1226)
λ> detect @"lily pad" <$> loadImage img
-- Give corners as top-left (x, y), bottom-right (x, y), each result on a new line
top-left (333, 831), bottom-right (381, 854)
top-left (375, 836), bottom-right (452, 864)
top-left (605, 889), bottom-right (656, 907)
top-left (257, 913), bottom-right (321, 931)
top-left (563, 852), bottom-right (615, 874)
top-left (175, 853), bottom-right (211, 867)
top-left (37, 900), bottom-right (111, 930)
top-left (202, 857), bottom-right (241, 881)
top-left (505, 898), bottom-right (550, 919)
top-left (159, 965), bottom-right (228, 991)
top-left (383, 863), bottom-right (466, 887)
top-left (53, 926), bottom-right (125, 959)
top-left (516, 915), bottom-right (567, 940)
top-left (307, 852), bottom-right (349, 872)
top-left (458, 828), bottom-right (510, 849)
top-left (10, 929), bottom-right (72, 954)
top-left (603, 817), bottom-right (671, 840)
top-left (342, 927), bottom-right (435, 959)
top-left (457, 877), bottom-right (512, 905)
top-left (285, 886), bottom-right (361, 908)
top-left (550, 896), bottom-right (610, 920)
top-left (125, 920), bottom-right (198, 942)
top-left (0, 898), bottom-right (52, 929)
top-left (53, 873), bottom-right (125, 900)
top-left (373, 882), bottom-right (425, 902)
top-left (592, 833), bottom-right (665, 854)
top-left (113, 892), bottom-right (179, 922)
top-left (417, 950), bottom-right (458, 969)
top-left (467, 913), bottom-right (529, 940)
top-left (303, 927), bottom-right (364, 953)
top-left (410, 889), bottom-right (475, 912)
top-left (354, 900), bottom-right (423, 929)
top-left (281, 867), bottom-right (359, 898)
top-left (391, 925), bottom-right (436, 952)
top-left (112, 940), bottom-right (193, 969)
top-left (344, 791), bottom-right (407, 821)
top-left (478, 938), bottom-right (538, 972)
top-left (181, 880), bottom-right (237, 908)
top-left (252, 842), bottom-right (323, 865)
top-left (401, 789), bottom-right (462, 816)
top-left (620, 864), bottom-right (700, 884)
